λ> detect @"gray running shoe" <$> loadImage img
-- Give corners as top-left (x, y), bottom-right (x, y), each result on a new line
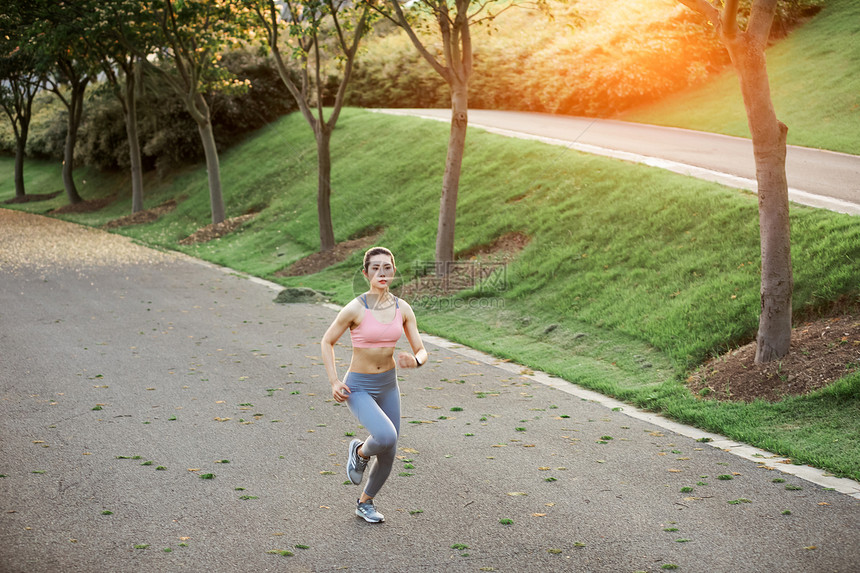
top-left (347, 439), bottom-right (368, 485)
top-left (356, 498), bottom-right (385, 523)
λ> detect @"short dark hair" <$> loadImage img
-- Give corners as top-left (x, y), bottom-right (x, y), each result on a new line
top-left (363, 247), bottom-right (395, 272)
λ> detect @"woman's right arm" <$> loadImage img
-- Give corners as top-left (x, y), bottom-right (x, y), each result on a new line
top-left (321, 303), bottom-right (358, 403)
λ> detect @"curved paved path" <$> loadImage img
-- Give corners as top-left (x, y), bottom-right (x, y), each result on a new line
top-left (1, 210), bottom-right (858, 572)
top-left (376, 109), bottom-right (860, 216)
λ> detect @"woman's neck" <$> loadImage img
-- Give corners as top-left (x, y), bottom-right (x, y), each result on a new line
top-left (368, 286), bottom-right (389, 298)
top-left (365, 289), bottom-right (392, 309)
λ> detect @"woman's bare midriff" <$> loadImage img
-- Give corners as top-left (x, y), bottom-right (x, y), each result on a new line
top-left (349, 346), bottom-right (396, 373)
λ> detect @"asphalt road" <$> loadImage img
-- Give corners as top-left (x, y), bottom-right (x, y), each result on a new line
top-left (376, 108), bottom-right (860, 216)
top-left (1, 211), bottom-right (858, 572)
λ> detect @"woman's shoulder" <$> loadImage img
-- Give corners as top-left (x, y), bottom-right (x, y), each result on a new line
top-left (396, 297), bottom-right (415, 317)
top-left (395, 295), bottom-right (411, 308)
top-left (338, 296), bottom-right (366, 320)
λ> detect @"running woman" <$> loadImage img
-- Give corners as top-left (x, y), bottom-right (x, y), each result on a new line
top-left (321, 247), bottom-right (427, 523)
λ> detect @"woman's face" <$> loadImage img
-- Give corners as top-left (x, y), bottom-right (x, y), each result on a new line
top-left (365, 254), bottom-right (395, 289)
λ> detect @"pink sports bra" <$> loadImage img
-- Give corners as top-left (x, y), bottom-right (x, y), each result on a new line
top-left (350, 295), bottom-right (403, 348)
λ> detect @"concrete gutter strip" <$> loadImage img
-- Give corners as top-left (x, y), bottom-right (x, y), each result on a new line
top-left (422, 334), bottom-right (860, 501)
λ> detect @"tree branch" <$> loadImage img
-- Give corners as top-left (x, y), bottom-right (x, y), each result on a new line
top-left (327, 4), bottom-right (371, 129)
top-left (677, 0), bottom-right (722, 32)
top-left (747, 0), bottom-right (778, 44)
top-left (386, 0), bottom-right (451, 82)
top-left (723, 0), bottom-right (740, 40)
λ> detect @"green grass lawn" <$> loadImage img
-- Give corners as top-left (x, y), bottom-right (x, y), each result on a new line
top-left (619, 0), bottom-right (860, 155)
top-left (2, 107), bottom-right (859, 480)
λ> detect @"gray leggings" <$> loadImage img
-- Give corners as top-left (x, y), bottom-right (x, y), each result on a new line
top-left (345, 368), bottom-right (401, 498)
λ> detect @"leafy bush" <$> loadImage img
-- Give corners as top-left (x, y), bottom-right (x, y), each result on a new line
top-left (14, 48), bottom-right (298, 173)
top-left (347, 0), bottom-right (820, 116)
top-left (211, 49), bottom-right (298, 139)
top-left (76, 94), bottom-right (133, 171)
top-left (25, 92), bottom-right (68, 160)
top-left (348, 32), bottom-right (448, 109)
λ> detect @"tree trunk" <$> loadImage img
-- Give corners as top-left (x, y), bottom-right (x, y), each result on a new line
top-left (435, 82), bottom-right (469, 275)
top-left (14, 128), bottom-right (27, 198)
top-left (190, 93), bottom-right (225, 225)
top-left (316, 126), bottom-right (335, 252)
top-left (196, 119), bottom-right (225, 225)
top-left (61, 82), bottom-right (86, 204)
top-left (125, 69), bottom-right (145, 214)
top-left (726, 36), bottom-right (793, 363)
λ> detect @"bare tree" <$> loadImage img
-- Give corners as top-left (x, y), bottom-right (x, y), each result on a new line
top-left (140, 0), bottom-right (254, 224)
top-left (247, 0), bottom-right (371, 252)
top-left (88, 0), bottom-right (159, 214)
top-left (678, 0), bottom-right (792, 363)
top-left (44, 59), bottom-right (91, 205)
top-left (370, 0), bottom-right (541, 275)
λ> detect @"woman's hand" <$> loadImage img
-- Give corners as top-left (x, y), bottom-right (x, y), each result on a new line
top-left (397, 351), bottom-right (419, 369)
top-left (331, 381), bottom-right (351, 403)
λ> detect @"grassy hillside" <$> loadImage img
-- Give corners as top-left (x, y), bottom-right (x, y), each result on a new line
top-left (620, 0), bottom-right (860, 154)
top-left (2, 108), bottom-right (859, 479)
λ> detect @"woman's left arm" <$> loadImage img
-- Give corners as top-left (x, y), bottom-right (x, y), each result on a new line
top-left (397, 300), bottom-right (427, 369)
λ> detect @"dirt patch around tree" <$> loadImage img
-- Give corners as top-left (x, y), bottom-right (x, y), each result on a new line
top-left (275, 228), bottom-right (384, 277)
top-left (3, 190), bottom-right (64, 204)
top-left (395, 231), bottom-right (530, 299)
top-left (687, 313), bottom-right (860, 402)
top-left (178, 213), bottom-right (258, 245)
top-left (102, 199), bottom-right (178, 229)
top-left (51, 196), bottom-right (117, 214)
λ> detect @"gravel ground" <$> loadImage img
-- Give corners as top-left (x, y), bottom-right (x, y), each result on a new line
top-left (0, 209), bottom-right (175, 276)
